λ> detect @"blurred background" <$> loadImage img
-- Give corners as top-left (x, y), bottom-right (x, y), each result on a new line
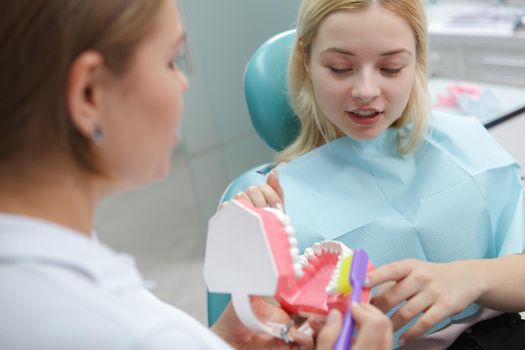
top-left (94, 0), bottom-right (525, 325)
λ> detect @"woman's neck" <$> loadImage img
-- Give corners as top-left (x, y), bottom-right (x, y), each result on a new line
top-left (0, 156), bottom-right (106, 237)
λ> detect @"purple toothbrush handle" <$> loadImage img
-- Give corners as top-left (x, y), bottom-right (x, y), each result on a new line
top-left (332, 306), bottom-right (354, 350)
top-left (333, 249), bottom-right (368, 350)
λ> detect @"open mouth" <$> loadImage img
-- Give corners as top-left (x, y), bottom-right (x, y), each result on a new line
top-left (348, 110), bottom-right (382, 118)
top-left (346, 110), bottom-right (384, 125)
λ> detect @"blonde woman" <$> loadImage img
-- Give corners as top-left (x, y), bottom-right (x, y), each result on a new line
top-left (237, 0), bottom-right (525, 349)
top-left (0, 0), bottom-right (384, 349)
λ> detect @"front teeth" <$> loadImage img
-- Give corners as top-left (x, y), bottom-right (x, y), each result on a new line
top-left (317, 240), bottom-right (351, 255)
top-left (325, 245), bottom-right (354, 295)
top-left (304, 247), bottom-right (315, 259)
top-left (352, 110), bottom-right (379, 117)
top-left (298, 240), bottom-right (355, 286)
top-left (312, 243), bottom-right (323, 256)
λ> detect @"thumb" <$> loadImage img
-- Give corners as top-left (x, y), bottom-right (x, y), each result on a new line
top-left (316, 309), bottom-right (342, 350)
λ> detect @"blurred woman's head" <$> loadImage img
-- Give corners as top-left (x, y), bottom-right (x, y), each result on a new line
top-left (0, 0), bottom-right (188, 188)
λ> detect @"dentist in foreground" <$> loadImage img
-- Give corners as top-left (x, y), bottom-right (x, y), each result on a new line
top-left (0, 0), bottom-right (392, 349)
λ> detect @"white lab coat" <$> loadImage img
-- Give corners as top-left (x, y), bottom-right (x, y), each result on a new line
top-left (0, 213), bottom-right (232, 350)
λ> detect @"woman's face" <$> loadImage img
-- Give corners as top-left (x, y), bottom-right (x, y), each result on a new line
top-left (98, 0), bottom-right (188, 189)
top-left (307, 5), bottom-right (416, 140)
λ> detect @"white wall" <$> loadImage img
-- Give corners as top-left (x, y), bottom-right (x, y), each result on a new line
top-left (489, 114), bottom-right (525, 178)
top-left (177, 0), bottom-right (301, 222)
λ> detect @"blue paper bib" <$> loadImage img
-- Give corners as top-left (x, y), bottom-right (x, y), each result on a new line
top-left (276, 112), bottom-right (524, 346)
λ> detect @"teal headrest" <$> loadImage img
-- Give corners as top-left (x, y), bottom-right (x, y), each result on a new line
top-left (243, 30), bottom-right (300, 151)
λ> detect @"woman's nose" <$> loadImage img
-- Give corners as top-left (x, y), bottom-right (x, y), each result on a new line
top-left (351, 73), bottom-right (380, 103)
top-left (178, 70), bottom-right (189, 93)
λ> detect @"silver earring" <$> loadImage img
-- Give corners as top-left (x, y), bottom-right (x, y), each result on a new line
top-left (92, 124), bottom-right (103, 144)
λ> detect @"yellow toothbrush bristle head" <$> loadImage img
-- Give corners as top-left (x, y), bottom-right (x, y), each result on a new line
top-left (336, 255), bottom-right (353, 295)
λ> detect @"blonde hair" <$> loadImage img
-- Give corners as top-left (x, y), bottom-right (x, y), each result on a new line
top-left (0, 0), bottom-right (165, 174)
top-left (279, 0), bottom-right (430, 162)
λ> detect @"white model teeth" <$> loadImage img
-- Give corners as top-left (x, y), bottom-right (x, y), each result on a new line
top-left (270, 207), bottom-right (291, 226)
top-left (263, 205), bottom-right (360, 293)
top-left (291, 244), bottom-right (302, 278)
top-left (325, 247), bottom-right (354, 295)
top-left (312, 243), bottom-right (323, 256)
top-left (263, 207), bottom-right (303, 278)
top-left (320, 240), bottom-right (342, 254)
top-left (325, 256), bottom-right (343, 294)
top-left (304, 247), bottom-right (315, 259)
top-left (294, 263), bottom-right (304, 277)
top-left (298, 255), bottom-right (308, 266)
top-left (293, 254), bottom-right (309, 279)
top-left (263, 207), bottom-right (287, 222)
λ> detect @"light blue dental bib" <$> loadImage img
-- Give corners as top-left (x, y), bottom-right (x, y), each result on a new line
top-left (276, 112), bottom-right (524, 346)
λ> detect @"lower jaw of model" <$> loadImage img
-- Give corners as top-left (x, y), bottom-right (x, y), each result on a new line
top-left (204, 199), bottom-right (373, 341)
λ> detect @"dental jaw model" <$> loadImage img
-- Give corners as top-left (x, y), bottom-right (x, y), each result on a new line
top-left (204, 199), bottom-right (373, 342)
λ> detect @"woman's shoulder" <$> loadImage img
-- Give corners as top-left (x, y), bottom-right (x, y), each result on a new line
top-left (424, 111), bottom-right (517, 172)
top-left (0, 261), bottom-right (226, 349)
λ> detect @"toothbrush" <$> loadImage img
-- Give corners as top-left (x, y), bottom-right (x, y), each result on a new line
top-left (333, 249), bottom-right (369, 350)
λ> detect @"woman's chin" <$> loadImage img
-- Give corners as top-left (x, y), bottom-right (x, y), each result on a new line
top-left (115, 164), bottom-right (172, 193)
top-left (346, 130), bottom-right (383, 141)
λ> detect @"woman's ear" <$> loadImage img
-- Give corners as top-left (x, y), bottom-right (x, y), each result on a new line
top-left (299, 41), bottom-right (311, 75)
top-left (66, 51), bottom-right (106, 141)
top-left (303, 57), bottom-right (311, 75)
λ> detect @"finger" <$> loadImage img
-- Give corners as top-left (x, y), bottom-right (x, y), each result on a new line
top-left (350, 303), bottom-right (391, 330)
top-left (233, 191), bottom-right (250, 203)
top-left (400, 303), bottom-right (450, 341)
top-left (390, 291), bottom-right (432, 331)
top-left (349, 303), bottom-right (371, 326)
top-left (369, 281), bottom-right (401, 313)
top-left (306, 314), bottom-right (327, 334)
top-left (250, 296), bottom-right (291, 324)
top-left (258, 183), bottom-right (283, 208)
top-left (350, 303), bottom-right (393, 350)
top-left (366, 260), bottom-right (415, 288)
top-left (267, 170), bottom-right (284, 200)
top-left (370, 281), bottom-right (396, 302)
top-left (288, 327), bottom-right (314, 350)
top-left (371, 278), bottom-right (422, 314)
top-left (244, 186), bottom-right (269, 208)
top-left (316, 309), bottom-right (342, 350)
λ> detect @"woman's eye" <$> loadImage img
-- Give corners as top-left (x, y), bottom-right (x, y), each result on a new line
top-left (169, 54), bottom-right (184, 70)
top-left (381, 67), bottom-right (403, 75)
top-left (329, 67), bottom-right (352, 74)
top-left (169, 45), bottom-right (192, 74)
top-left (168, 57), bottom-right (178, 70)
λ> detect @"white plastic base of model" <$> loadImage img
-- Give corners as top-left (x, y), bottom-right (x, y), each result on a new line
top-left (231, 292), bottom-right (293, 343)
top-left (204, 200), bottom-right (279, 295)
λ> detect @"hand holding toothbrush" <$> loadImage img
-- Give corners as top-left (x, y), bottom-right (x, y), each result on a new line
top-left (331, 249), bottom-right (393, 350)
top-left (316, 304), bottom-right (392, 350)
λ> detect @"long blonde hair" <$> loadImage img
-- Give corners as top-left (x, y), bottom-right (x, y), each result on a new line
top-left (279, 0), bottom-right (430, 162)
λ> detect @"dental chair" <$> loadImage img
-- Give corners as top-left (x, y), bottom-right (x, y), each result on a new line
top-left (207, 29), bottom-right (298, 326)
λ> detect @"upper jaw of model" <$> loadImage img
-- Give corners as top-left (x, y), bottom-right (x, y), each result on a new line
top-left (204, 199), bottom-right (372, 341)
